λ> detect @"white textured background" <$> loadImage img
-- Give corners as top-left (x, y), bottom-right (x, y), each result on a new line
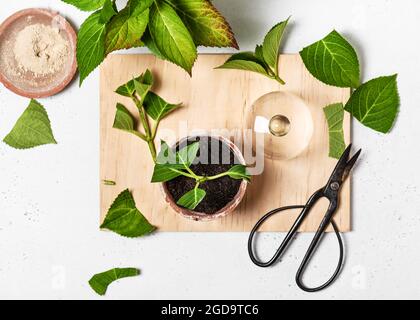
top-left (0, 0), bottom-right (418, 300)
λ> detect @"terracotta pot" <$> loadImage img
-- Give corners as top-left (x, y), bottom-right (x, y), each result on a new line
top-left (162, 135), bottom-right (248, 222)
top-left (0, 8), bottom-right (77, 98)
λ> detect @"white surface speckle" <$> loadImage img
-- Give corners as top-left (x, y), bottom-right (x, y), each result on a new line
top-left (0, 0), bottom-right (419, 299)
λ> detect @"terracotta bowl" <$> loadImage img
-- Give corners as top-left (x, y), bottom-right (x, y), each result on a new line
top-left (0, 8), bottom-right (77, 98)
top-left (162, 135), bottom-right (248, 222)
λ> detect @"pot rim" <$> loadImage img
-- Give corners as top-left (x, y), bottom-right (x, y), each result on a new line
top-left (161, 134), bottom-right (248, 222)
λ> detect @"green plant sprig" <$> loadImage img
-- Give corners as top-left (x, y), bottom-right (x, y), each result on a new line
top-left (151, 141), bottom-right (250, 210)
top-left (216, 18), bottom-right (290, 85)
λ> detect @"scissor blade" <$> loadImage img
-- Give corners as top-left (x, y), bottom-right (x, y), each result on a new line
top-left (342, 148), bottom-right (361, 181)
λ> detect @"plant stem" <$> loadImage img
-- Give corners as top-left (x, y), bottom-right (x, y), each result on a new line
top-left (131, 95), bottom-right (157, 162)
top-left (203, 172), bottom-right (229, 181)
top-left (170, 168), bottom-right (202, 180)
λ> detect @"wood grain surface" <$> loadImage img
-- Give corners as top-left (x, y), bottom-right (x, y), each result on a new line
top-left (100, 54), bottom-right (351, 232)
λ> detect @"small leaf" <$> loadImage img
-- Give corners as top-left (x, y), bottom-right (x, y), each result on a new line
top-left (344, 75), bottom-right (400, 133)
top-left (105, 0), bottom-right (152, 54)
top-left (151, 164), bottom-right (185, 183)
top-left (177, 142), bottom-right (200, 167)
top-left (216, 59), bottom-right (269, 77)
top-left (149, 1), bottom-right (197, 74)
top-left (77, 10), bottom-right (108, 85)
top-left (133, 79), bottom-right (152, 101)
top-left (156, 140), bottom-right (177, 164)
top-left (99, 0), bottom-right (117, 24)
top-left (143, 92), bottom-right (182, 122)
top-left (165, 0), bottom-right (238, 49)
top-left (300, 30), bottom-right (360, 88)
top-left (115, 69), bottom-right (154, 97)
top-left (262, 18), bottom-right (289, 75)
top-left (151, 142), bottom-right (199, 182)
top-left (324, 103), bottom-right (346, 159)
top-left (89, 268), bottom-right (140, 296)
top-left (177, 187), bottom-right (206, 210)
top-left (101, 189), bottom-right (156, 237)
top-left (62, 0), bottom-right (106, 12)
top-left (112, 103), bottom-right (145, 140)
top-left (103, 180), bottom-right (116, 186)
top-left (3, 99), bottom-right (57, 149)
top-left (226, 165), bottom-right (251, 182)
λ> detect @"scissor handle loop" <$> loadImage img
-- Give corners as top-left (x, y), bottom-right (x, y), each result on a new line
top-left (248, 205), bottom-right (305, 268)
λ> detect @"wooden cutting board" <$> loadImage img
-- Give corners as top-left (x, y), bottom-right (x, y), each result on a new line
top-left (100, 54), bottom-right (351, 232)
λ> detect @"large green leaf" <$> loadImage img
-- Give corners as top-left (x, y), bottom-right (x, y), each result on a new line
top-left (262, 18), bottom-right (289, 75)
top-left (77, 11), bottom-right (109, 85)
top-left (3, 99), bottom-right (57, 149)
top-left (177, 141), bottom-right (200, 167)
top-left (100, 189), bottom-right (156, 237)
top-left (142, 27), bottom-right (167, 60)
top-left (300, 30), bottom-right (360, 88)
top-left (89, 268), bottom-right (140, 296)
top-left (156, 140), bottom-right (177, 164)
top-left (105, 0), bottom-right (153, 54)
top-left (149, 1), bottom-right (197, 74)
top-left (143, 92), bottom-right (182, 122)
top-left (344, 75), bottom-right (399, 133)
top-left (165, 0), bottom-right (238, 48)
top-left (324, 103), bottom-right (346, 159)
top-left (225, 165), bottom-right (251, 182)
top-left (62, 0), bottom-right (106, 12)
top-left (177, 187), bottom-right (206, 210)
top-left (115, 69), bottom-right (154, 97)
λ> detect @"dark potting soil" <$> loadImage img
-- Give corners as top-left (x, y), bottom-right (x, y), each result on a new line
top-left (165, 137), bottom-right (242, 214)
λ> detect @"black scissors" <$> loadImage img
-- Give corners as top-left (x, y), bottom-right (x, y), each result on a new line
top-left (248, 144), bottom-right (361, 292)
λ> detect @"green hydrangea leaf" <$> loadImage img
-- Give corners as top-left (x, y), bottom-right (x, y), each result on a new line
top-left (112, 103), bottom-right (146, 140)
top-left (105, 0), bottom-right (153, 54)
top-left (300, 30), bottom-right (360, 88)
top-left (142, 27), bottom-right (167, 60)
top-left (149, 1), bottom-right (197, 75)
top-left (143, 92), bottom-right (182, 122)
top-left (99, 0), bottom-right (117, 24)
top-left (216, 58), bottom-right (269, 77)
top-left (324, 103), bottom-right (346, 159)
top-left (89, 268), bottom-right (140, 296)
top-left (344, 75), bottom-right (400, 133)
top-left (177, 187), bottom-right (206, 210)
top-left (3, 99), bottom-right (57, 149)
top-left (62, 0), bottom-right (106, 12)
top-left (226, 165), bottom-right (251, 182)
top-left (151, 142), bottom-right (199, 182)
top-left (262, 18), bottom-right (289, 75)
top-left (101, 189), bottom-right (156, 238)
top-left (115, 69), bottom-right (154, 97)
top-left (165, 0), bottom-right (238, 48)
top-left (77, 11), bottom-right (108, 85)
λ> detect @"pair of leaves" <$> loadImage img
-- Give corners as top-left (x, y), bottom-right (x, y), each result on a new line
top-left (3, 99), bottom-right (57, 149)
top-left (64, 0), bottom-right (238, 84)
top-left (217, 18), bottom-right (289, 84)
top-left (101, 189), bottom-right (156, 237)
top-left (151, 141), bottom-right (200, 182)
top-left (301, 30), bottom-right (399, 158)
top-left (89, 267), bottom-right (140, 296)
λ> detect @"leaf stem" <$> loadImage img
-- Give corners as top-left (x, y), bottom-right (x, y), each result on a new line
top-left (131, 95), bottom-right (157, 162)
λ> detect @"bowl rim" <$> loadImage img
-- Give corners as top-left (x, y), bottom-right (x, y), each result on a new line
top-left (0, 8), bottom-right (78, 98)
top-left (161, 134), bottom-right (248, 222)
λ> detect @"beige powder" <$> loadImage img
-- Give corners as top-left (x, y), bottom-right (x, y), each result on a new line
top-left (13, 23), bottom-right (70, 76)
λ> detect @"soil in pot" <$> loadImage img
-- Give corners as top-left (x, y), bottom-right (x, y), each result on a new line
top-left (166, 136), bottom-right (243, 214)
